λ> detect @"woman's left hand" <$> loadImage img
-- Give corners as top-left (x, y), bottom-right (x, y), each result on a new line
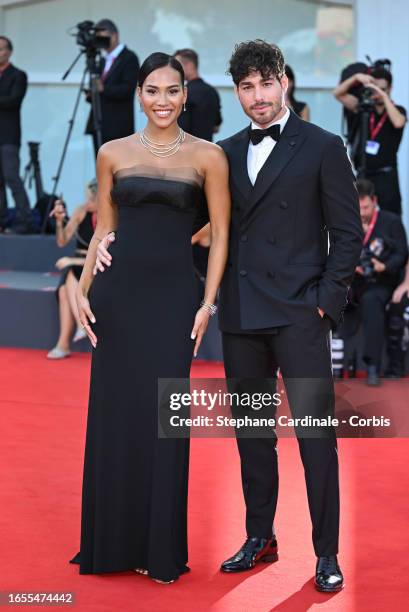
top-left (190, 307), bottom-right (211, 357)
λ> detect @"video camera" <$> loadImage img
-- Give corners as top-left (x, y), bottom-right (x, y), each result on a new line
top-left (73, 20), bottom-right (111, 55)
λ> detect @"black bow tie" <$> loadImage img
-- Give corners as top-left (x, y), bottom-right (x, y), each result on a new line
top-left (250, 124), bottom-right (281, 145)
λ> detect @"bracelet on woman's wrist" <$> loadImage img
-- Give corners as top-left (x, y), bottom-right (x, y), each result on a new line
top-left (200, 300), bottom-right (217, 316)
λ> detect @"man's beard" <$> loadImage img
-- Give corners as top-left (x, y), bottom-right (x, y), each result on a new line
top-left (248, 100), bottom-right (284, 125)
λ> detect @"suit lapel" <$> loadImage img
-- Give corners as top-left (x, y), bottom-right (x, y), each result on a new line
top-left (241, 110), bottom-right (306, 224)
top-left (228, 127), bottom-right (253, 202)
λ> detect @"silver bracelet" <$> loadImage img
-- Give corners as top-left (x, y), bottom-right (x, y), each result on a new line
top-left (200, 300), bottom-right (218, 316)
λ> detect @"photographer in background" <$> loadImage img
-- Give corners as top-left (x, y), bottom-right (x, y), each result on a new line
top-left (352, 179), bottom-right (408, 385)
top-left (174, 49), bottom-right (222, 142)
top-left (285, 64), bottom-right (310, 121)
top-left (174, 48), bottom-right (222, 293)
top-left (384, 259), bottom-right (409, 378)
top-left (47, 179), bottom-right (98, 360)
top-left (0, 36), bottom-right (32, 234)
top-left (334, 66), bottom-right (406, 215)
top-left (85, 19), bottom-right (139, 156)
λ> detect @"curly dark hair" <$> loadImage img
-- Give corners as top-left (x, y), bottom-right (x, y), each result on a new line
top-left (228, 40), bottom-right (285, 86)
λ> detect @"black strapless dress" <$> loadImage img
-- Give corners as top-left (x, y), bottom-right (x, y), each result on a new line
top-left (70, 167), bottom-right (208, 582)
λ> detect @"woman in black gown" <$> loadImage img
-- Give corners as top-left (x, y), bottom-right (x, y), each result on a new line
top-left (70, 53), bottom-right (230, 583)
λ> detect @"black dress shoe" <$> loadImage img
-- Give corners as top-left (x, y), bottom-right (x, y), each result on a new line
top-left (367, 364), bottom-right (381, 386)
top-left (220, 536), bottom-right (278, 573)
top-left (315, 555), bottom-right (344, 592)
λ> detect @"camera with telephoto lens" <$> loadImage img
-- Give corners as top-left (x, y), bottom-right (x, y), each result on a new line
top-left (360, 247), bottom-right (376, 280)
top-left (75, 20), bottom-right (111, 53)
top-left (359, 86), bottom-right (376, 112)
top-left (339, 57), bottom-right (392, 145)
top-left (359, 237), bottom-right (387, 281)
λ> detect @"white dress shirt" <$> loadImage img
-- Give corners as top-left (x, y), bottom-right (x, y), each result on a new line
top-left (247, 107), bottom-right (290, 185)
top-left (102, 43), bottom-right (125, 77)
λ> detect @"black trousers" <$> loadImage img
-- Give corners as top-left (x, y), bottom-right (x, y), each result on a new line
top-left (367, 167), bottom-right (401, 215)
top-left (0, 144), bottom-right (31, 227)
top-left (222, 309), bottom-right (339, 557)
top-left (386, 293), bottom-right (409, 363)
top-left (360, 284), bottom-right (393, 365)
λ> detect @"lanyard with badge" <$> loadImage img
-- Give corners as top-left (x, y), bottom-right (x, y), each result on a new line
top-left (365, 112), bottom-right (387, 156)
top-left (363, 206), bottom-right (379, 246)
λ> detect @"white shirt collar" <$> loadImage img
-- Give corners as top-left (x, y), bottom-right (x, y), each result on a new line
top-left (105, 43), bottom-right (125, 61)
top-left (250, 106), bottom-right (290, 133)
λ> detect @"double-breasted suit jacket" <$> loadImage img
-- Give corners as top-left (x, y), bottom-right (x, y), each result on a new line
top-left (217, 110), bottom-right (363, 333)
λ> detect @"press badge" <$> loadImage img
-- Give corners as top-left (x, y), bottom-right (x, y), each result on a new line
top-left (365, 140), bottom-right (380, 155)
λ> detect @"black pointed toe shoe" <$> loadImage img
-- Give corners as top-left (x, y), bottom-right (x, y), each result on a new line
top-left (220, 536), bottom-right (278, 573)
top-left (314, 555), bottom-right (344, 592)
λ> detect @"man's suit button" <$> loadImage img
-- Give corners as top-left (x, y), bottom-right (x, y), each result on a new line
top-left (280, 201), bottom-right (288, 209)
top-left (268, 270), bottom-right (276, 278)
top-left (239, 270), bottom-right (248, 277)
top-left (268, 236), bottom-right (276, 244)
top-left (240, 234), bottom-right (248, 242)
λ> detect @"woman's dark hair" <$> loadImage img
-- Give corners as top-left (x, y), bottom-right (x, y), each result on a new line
top-left (138, 52), bottom-right (185, 88)
top-left (228, 40), bottom-right (285, 86)
top-left (285, 64), bottom-right (296, 105)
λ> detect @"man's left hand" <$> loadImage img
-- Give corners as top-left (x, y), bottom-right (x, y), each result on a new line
top-left (317, 307), bottom-right (325, 318)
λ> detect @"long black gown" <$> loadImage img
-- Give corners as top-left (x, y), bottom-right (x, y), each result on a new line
top-left (70, 164), bottom-right (208, 582)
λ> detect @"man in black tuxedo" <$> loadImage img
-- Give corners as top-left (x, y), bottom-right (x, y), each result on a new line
top-left (0, 36), bottom-right (32, 233)
top-left (216, 41), bottom-right (362, 592)
top-left (85, 19), bottom-right (139, 157)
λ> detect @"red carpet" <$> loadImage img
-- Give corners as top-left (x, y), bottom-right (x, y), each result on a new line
top-left (0, 347), bottom-right (408, 611)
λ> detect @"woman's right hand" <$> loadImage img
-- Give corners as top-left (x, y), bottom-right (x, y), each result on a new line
top-left (50, 199), bottom-right (66, 222)
top-left (76, 289), bottom-right (97, 348)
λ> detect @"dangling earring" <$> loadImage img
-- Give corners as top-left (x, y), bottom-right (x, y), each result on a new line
top-left (183, 102), bottom-right (186, 112)
top-left (139, 101), bottom-right (143, 112)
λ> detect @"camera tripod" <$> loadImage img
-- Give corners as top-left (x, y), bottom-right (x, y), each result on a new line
top-left (350, 99), bottom-right (373, 179)
top-left (40, 48), bottom-right (103, 233)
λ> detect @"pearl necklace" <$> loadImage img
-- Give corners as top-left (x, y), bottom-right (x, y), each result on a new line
top-left (139, 128), bottom-right (186, 157)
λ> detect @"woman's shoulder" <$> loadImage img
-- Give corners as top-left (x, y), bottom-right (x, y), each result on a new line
top-left (98, 135), bottom-right (136, 160)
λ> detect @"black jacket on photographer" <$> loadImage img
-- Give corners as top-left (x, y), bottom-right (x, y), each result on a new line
top-left (85, 45), bottom-right (139, 153)
top-left (178, 78), bottom-right (222, 142)
top-left (353, 208), bottom-right (408, 298)
top-left (0, 63), bottom-right (27, 146)
top-left (350, 208), bottom-right (408, 368)
top-left (361, 105), bottom-right (407, 215)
